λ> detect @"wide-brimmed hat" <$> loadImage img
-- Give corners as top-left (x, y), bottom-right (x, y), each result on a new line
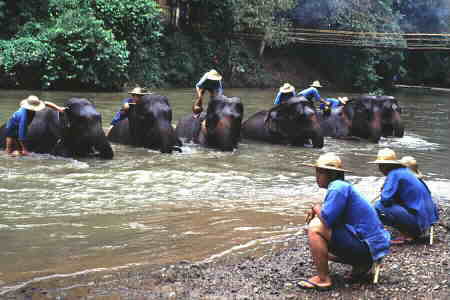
top-left (368, 148), bottom-right (403, 164)
top-left (279, 83), bottom-right (295, 94)
top-left (205, 69), bottom-right (222, 81)
top-left (401, 156), bottom-right (424, 178)
top-left (128, 87), bottom-right (152, 95)
top-left (338, 96), bottom-right (349, 104)
top-left (20, 95), bottom-right (46, 112)
top-left (302, 152), bottom-right (352, 173)
top-left (310, 80), bottom-right (323, 88)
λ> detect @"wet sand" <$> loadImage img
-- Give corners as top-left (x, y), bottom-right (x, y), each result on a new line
top-left (4, 206), bottom-right (448, 300)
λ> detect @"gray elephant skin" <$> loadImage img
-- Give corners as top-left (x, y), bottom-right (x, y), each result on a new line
top-left (242, 96), bottom-right (324, 148)
top-left (175, 95), bottom-right (244, 151)
top-left (0, 98), bottom-right (114, 159)
top-left (107, 94), bottom-right (182, 154)
top-left (320, 95), bottom-right (404, 143)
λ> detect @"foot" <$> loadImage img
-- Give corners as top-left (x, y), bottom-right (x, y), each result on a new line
top-left (391, 235), bottom-right (414, 245)
top-left (344, 264), bottom-right (373, 282)
top-left (298, 275), bottom-right (332, 290)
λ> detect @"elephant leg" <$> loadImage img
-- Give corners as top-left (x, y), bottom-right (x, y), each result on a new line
top-left (311, 132), bottom-right (324, 148)
top-left (94, 136), bottom-right (114, 159)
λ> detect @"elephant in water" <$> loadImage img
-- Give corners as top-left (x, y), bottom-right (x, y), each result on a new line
top-left (242, 96), bottom-right (324, 148)
top-left (0, 98), bottom-right (114, 159)
top-left (175, 95), bottom-right (244, 151)
top-left (322, 95), bottom-right (404, 143)
top-left (107, 94), bottom-right (182, 154)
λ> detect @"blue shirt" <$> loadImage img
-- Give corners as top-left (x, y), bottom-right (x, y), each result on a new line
top-left (6, 107), bottom-right (30, 141)
top-left (321, 180), bottom-right (391, 261)
top-left (298, 87), bottom-right (321, 102)
top-left (380, 167), bottom-right (439, 231)
top-left (196, 73), bottom-right (223, 94)
top-left (273, 91), bottom-right (296, 105)
top-left (320, 98), bottom-right (342, 110)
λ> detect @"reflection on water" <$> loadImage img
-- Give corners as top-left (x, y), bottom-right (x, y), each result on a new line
top-left (0, 88), bottom-right (449, 294)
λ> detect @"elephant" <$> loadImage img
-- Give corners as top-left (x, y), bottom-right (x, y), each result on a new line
top-left (175, 94), bottom-right (244, 151)
top-left (242, 96), bottom-right (324, 148)
top-left (318, 105), bottom-right (352, 138)
top-left (107, 94), bottom-right (182, 154)
top-left (343, 95), bottom-right (404, 143)
top-left (0, 98), bottom-right (114, 159)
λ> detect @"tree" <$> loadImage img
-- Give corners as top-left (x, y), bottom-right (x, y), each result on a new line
top-left (229, 0), bottom-right (297, 56)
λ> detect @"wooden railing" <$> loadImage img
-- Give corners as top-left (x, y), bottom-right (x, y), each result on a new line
top-left (233, 28), bottom-right (450, 51)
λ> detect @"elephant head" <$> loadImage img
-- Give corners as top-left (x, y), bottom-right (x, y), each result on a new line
top-left (377, 96), bottom-right (404, 137)
top-left (57, 98), bottom-right (113, 159)
top-left (127, 94), bottom-right (181, 153)
top-left (345, 95), bottom-right (403, 143)
top-left (319, 105), bottom-right (352, 138)
top-left (203, 95), bottom-right (244, 151)
top-left (264, 96), bottom-right (324, 147)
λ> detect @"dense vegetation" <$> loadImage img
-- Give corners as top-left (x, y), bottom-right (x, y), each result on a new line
top-left (0, 0), bottom-right (449, 92)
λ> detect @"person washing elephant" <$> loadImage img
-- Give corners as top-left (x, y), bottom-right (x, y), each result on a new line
top-left (299, 153), bottom-right (390, 290)
top-left (273, 83), bottom-right (296, 105)
top-left (192, 69), bottom-right (223, 118)
top-left (321, 96), bottom-right (348, 111)
top-left (4, 95), bottom-right (65, 156)
top-left (297, 80), bottom-right (328, 108)
top-left (107, 87), bottom-right (152, 136)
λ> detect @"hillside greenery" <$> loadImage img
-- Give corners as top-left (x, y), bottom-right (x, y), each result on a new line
top-left (0, 0), bottom-right (448, 92)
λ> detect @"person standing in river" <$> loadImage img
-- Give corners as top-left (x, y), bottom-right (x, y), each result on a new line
top-left (192, 69), bottom-right (223, 118)
top-left (300, 152), bottom-right (390, 290)
top-left (369, 148), bottom-right (439, 245)
top-left (4, 95), bottom-right (65, 156)
top-left (106, 87), bottom-right (152, 136)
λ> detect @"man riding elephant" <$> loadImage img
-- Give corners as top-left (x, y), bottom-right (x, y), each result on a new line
top-left (107, 94), bottom-right (182, 154)
top-left (176, 94), bottom-right (243, 151)
top-left (0, 97), bottom-right (114, 159)
top-left (242, 96), bottom-right (324, 148)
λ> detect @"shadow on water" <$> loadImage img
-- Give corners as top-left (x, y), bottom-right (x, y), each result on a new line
top-left (0, 88), bottom-right (448, 294)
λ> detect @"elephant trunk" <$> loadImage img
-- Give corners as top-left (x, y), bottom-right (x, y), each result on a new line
top-left (95, 136), bottom-right (114, 159)
top-left (392, 111), bottom-right (404, 137)
top-left (209, 116), bottom-right (241, 151)
top-left (155, 120), bottom-right (177, 154)
top-left (369, 110), bottom-right (382, 143)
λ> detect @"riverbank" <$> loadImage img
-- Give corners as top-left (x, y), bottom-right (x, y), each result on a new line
top-left (5, 206), bottom-right (448, 300)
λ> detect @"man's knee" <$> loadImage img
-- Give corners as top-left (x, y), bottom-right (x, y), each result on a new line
top-left (308, 217), bottom-right (331, 240)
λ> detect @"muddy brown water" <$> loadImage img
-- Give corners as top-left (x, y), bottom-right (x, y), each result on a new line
top-left (0, 88), bottom-right (448, 294)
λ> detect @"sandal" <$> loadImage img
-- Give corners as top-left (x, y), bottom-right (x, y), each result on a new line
top-left (298, 279), bottom-right (333, 291)
top-left (391, 236), bottom-right (414, 245)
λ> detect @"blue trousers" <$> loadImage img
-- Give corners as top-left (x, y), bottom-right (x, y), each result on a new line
top-left (329, 225), bottom-right (372, 267)
top-left (375, 201), bottom-right (422, 237)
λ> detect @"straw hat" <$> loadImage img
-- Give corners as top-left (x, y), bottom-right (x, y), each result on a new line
top-left (401, 156), bottom-right (424, 178)
top-left (205, 69), bottom-right (222, 81)
top-left (310, 80), bottom-right (323, 88)
top-left (279, 83), bottom-right (295, 94)
top-left (128, 87), bottom-right (152, 95)
top-left (338, 96), bottom-right (349, 104)
top-left (368, 148), bottom-right (402, 164)
top-left (302, 152), bottom-right (352, 172)
top-left (20, 95), bottom-right (46, 111)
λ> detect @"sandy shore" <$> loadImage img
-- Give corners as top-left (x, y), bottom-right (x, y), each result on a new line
top-left (4, 207), bottom-right (449, 300)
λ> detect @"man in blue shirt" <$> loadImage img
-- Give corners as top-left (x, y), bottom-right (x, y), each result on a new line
top-left (320, 96), bottom-right (348, 112)
top-left (369, 148), bottom-right (439, 244)
top-left (299, 153), bottom-right (390, 290)
top-left (5, 95), bottom-right (65, 156)
top-left (298, 80), bottom-right (327, 108)
top-left (273, 83), bottom-right (296, 105)
top-left (192, 69), bottom-right (223, 118)
top-left (107, 87), bottom-right (152, 135)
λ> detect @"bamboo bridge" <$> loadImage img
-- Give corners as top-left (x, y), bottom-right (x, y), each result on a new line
top-left (157, 2), bottom-right (450, 51)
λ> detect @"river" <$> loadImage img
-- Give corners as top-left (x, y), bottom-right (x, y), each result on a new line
top-left (0, 88), bottom-right (448, 294)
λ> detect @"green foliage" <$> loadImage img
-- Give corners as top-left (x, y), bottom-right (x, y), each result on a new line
top-left (93, 0), bottom-right (164, 86)
top-left (229, 0), bottom-right (297, 48)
